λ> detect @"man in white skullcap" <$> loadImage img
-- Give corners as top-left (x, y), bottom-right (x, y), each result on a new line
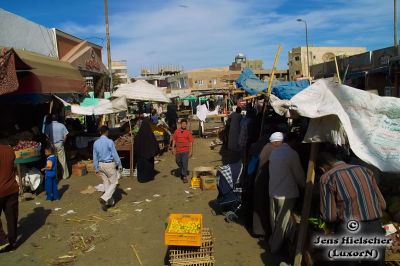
top-left (252, 132), bottom-right (284, 237)
top-left (268, 132), bottom-right (305, 253)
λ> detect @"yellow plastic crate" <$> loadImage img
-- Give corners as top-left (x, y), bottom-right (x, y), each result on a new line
top-left (165, 214), bottom-right (203, 247)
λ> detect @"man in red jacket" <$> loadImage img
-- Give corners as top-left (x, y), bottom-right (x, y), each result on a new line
top-left (172, 119), bottom-right (193, 183)
top-left (0, 140), bottom-right (19, 252)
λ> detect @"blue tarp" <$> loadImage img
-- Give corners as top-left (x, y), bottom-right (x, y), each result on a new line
top-left (235, 68), bottom-right (310, 100)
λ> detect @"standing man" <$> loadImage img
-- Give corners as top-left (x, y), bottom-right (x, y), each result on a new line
top-left (268, 133), bottom-right (305, 253)
top-left (0, 140), bottom-right (19, 252)
top-left (45, 115), bottom-right (69, 179)
top-left (172, 119), bottom-right (193, 183)
top-left (93, 126), bottom-right (122, 211)
top-left (318, 152), bottom-right (386, 266)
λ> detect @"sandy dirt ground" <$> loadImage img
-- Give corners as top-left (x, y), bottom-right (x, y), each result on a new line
top-left (1, 138), bottom-right (284, 266)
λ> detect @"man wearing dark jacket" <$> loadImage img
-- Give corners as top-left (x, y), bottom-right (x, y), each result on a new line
top-left (0, 140), bottom-right (19, 252)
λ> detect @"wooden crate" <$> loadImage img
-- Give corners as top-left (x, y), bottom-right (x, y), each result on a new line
top-left (169, 228), bottom-right (215, 266)
top-left (165, 214), bottom-right (203, 247)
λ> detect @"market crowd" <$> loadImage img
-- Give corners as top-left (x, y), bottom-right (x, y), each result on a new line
top-left (221, 104), bottom-right (387, 265)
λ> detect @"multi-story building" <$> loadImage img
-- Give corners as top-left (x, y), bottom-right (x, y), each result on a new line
top-left (288, 46), bottom-right (366, 80)
top-left (112, 60), bottom-right (130, 84)
top-left (167, 54), bottom-right (288, 92)
top-left (229, 53), bottom-right (263, 71)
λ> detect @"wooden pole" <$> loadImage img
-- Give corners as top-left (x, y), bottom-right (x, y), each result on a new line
top-left (294, 142), bottom-right (319, 266)
top-left (334, 56), bottom-right (341, 84)
top-left (259, 44), bottom-right (282, 139)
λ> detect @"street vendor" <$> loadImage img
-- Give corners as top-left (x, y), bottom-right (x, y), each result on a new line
top-left (44, 115), bottom-right (69, 180)
top-left (317, 151), bottom-right (387, 265)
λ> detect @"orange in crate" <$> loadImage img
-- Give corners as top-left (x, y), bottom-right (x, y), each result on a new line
top-left (165, 214), bottom-right (203, 247)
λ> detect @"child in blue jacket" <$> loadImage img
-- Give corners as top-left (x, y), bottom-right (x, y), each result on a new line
top-left (41, 146), bottom-right (60, 201)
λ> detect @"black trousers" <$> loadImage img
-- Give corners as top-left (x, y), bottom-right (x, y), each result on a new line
top-left (0, 192), bottom-right (18, 245)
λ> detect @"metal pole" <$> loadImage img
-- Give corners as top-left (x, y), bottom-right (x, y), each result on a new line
top-left (305, 21), bottom-right (310, 78)
top-left (104, 0), bottom-right (113, 92)
top-left (395, 0), bottom-right (398, 48)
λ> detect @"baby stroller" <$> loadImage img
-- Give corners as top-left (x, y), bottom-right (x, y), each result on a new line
top-left (214, 161), bottom-right (243, 223)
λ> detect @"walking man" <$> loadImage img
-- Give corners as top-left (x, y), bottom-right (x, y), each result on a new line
top-left (0, 140), bottom-right (19, 252)
top-left (93, 126), bottom-right (122, 211)
top-left (268, 133), bottom-right (305, 253)
top-left (172, 119), bottom-right (193, 183)
top-left (45, 114), bottom-right (69, 179)
top-left (318, 152), bottom-right (386, 266)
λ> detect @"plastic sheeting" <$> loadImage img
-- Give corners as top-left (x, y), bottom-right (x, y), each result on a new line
top-left (273, 79), bottom-right (400, 173)
top-left (235, 68), bottom-right (309, 99)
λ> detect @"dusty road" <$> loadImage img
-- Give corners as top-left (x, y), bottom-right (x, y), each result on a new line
top-left (1, 138), bottom-right (283, 266)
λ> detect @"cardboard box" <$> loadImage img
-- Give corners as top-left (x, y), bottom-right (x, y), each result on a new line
top-left (191, 177), bottom-right (201, 189)
top-left (80, 160), bottom-right (95, 173)
top-left (200, 176), bottom-right (217, 190)
top-left (72, 164), bottom-right (87, 176)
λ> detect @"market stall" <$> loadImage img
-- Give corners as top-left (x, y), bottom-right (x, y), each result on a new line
top-left (270, 79), bottom-right (400, 265)
top-left (112, 80), bottom-right (171, 155)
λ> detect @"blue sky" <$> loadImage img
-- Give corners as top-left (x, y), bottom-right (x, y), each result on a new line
top-left (1, 0), bottom-right (396, 75)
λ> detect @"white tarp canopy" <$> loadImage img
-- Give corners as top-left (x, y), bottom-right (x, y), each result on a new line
top-left (112, 80), bottom-right (171, 103)
top-left (55, 96), bottom-right (128, 115)
top-left (273, 79), bottom-right (400, 172)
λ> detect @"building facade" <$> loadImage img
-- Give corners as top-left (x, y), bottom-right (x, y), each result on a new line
top-left (229, 53), bottom-right (263, 71)
top-left (288, 46), bottom-right (366, 80)
top-left (167, 67), bottom-right (288, 92)
top-left (112, 60), bottom-right (130, 84)
top-left (56, 30), bottom-right (109, 96)
top-left (310, 46), bottom-right (400, 97)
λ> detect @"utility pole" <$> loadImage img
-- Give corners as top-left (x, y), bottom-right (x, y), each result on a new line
top-left (395, 0), bottom-right (398, 48)
top-left (104, 0), bottom-right (113, 92)
top-left (297, 19), bottom-right (310, 78)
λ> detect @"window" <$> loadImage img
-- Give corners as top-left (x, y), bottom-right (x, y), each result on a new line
top-left (313, 55), bottom-right (316, 59)
top-left (294, 56), bottom-right (300, 61)
top-left (195, 80), bottom-right (204, 85)
top-left (295, 70), bottom-right (301, 75)
top-left (85, 76), bottom-right (94, 89)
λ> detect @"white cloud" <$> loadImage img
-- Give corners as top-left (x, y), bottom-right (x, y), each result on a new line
top-left (60, 0), bottom-right (395, 75)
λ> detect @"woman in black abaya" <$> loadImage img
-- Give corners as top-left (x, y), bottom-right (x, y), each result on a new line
top-left (134, 118), bottom-right (160, 183)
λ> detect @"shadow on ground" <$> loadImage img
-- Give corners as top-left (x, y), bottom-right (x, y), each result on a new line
top-left (17, 207), bottom-right (51, 246)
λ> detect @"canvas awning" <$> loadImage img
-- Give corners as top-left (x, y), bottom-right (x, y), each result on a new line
top-left (0, 47), bottom-right (86, 95)
top-left (55, 95), bottom-right (127, 115)
top-left (112, 80), bottom-right (171, 103)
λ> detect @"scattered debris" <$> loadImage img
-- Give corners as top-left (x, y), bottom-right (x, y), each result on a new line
top-left (54, 208), bottom-right (62, 211)
top-left (126, 187), bottom-right (132, 191)
top-left (145, 199), bottom-right (152, 202)
top-left (60, 210), bottom-right (76, 217)
top-left (184, 190), bottom-right (190, 194)
top-left (35, 202), bottom-right (41, 205)
top-left (153, 194), bottom-right (160, 197)
top-left (131, 244), bottom-right (144, 266)
top-left (48, 254), bottom-right (76, 266)
top-left (80, 185), bottom-right (96, 194)
top-left (134, 209), bottom-right (143, 212)
top-left (133, 201), bottom-right (143, 205)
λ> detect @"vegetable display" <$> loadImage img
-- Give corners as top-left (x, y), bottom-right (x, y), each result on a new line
top-left (13, 141), bottom-right (40, 151)
top-left (168, 219), bottom-right (201, 234)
